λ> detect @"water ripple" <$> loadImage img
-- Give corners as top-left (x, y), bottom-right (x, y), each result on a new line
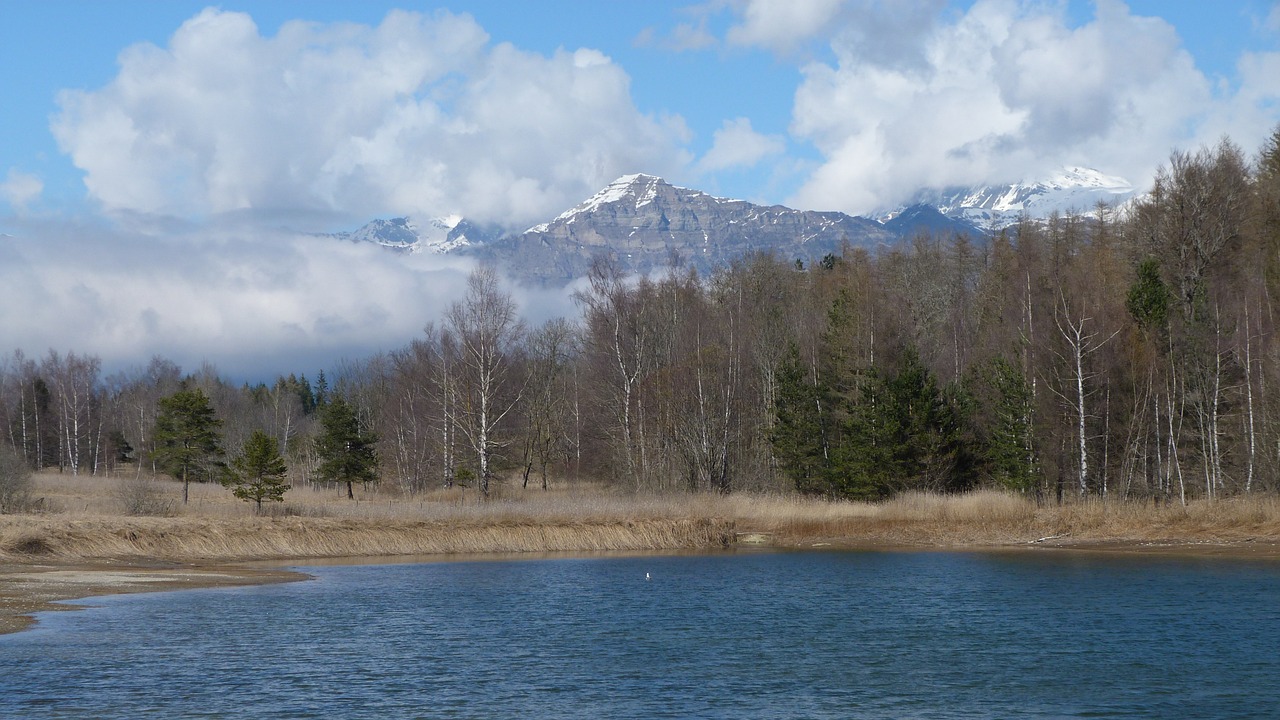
top-left (3, 551), bottom-right (1280, 719)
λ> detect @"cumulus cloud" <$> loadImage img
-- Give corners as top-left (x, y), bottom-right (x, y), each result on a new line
top-left (777, 0), bottom-right (1280, 214)
top-left (1, 169), bottom-right (43, 212)
top-left (695, 117), bottom-right (786, 173)
top-left (52, 8), bottom-right (691, 229)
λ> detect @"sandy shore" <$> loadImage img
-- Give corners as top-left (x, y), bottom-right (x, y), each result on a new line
top-left (0, 562), bottom-right (304, 635)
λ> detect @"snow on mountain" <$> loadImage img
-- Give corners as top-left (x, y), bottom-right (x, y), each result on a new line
top-left (881, 167), bottom-right (1137, 232)
top-left (527, 173), bottom-right (710, 233)
top-left (338, 169), bottom-right (1134, 284)
top-left (338, 214), bottom-right (482, 254)
top-left (487, 173), bottom-right (895, 283)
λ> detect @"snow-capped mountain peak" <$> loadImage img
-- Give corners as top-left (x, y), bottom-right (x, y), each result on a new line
top-left (528, 174), bottom-right (721, 233)
top-left (882, 166), bottom-right (1137, 232)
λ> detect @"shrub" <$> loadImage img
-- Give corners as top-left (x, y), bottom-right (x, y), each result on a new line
top-left (117, 475), bottom-right (177, 516)
top-left (0, 446), bottom-right (36, 513)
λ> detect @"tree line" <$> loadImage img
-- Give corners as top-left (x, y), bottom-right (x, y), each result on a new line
top-left (3, 130), bottom-right (1279, 505)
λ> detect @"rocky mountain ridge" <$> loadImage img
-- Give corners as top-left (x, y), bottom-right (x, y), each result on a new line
top-left (473, 174), bottom-right (899, 282)
top-left (335, 167), bottom-right (1135, 284)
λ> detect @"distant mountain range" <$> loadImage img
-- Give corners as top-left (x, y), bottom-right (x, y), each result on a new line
top-left (335, 215), bottom-right (499, 254)
top-left (332, 168), bottom-right (1138, 284)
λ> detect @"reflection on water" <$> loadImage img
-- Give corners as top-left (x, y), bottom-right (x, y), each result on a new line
top-left (3, 550), bottom-right (1279, 719)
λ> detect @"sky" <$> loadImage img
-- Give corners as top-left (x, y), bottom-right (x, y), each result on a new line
top-left (2, 0), bottom-right (1279, 381)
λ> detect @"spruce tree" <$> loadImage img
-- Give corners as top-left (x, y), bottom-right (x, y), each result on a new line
top-left (772, 342), bottom-right (830, 495)
top-left (981, 358), bottom-right (1039, 493)
top-left (839, 348), bottom-right (972, 498)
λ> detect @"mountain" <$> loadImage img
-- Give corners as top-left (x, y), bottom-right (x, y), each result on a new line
top-left (882, 204), bottom-right (986, 239)
top-left (333, 215), bottom-right (498, 254)
top-left (881, 167), bottom-right (1137, 232)
top-left (345, 170), bottom-right (1140, 285)
top-left (470, 174), bottom-right (896, 283)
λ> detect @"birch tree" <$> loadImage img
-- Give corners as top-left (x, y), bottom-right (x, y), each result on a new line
top-left (576, 259), bottom-right (651, 487)
top-left (446, 266), bottom-right (525, 497)
top-left (1050, 292), bottom-right (1120, 497)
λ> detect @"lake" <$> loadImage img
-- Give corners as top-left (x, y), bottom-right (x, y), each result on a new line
top-left (3, 549), bottom-right (1279, 718)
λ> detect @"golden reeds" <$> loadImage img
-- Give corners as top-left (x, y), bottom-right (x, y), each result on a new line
top-left (0, 515), bottom-right (735, 562)
top-left (4, 470), bottom-right (1280, 563)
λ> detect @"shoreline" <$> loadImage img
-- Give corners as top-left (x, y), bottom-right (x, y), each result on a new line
top-left (4, 534), bottom-right (1279, 637)
top-left (0, 561), bottom-right (306, 636)
top-left (6, 485), bottom-right (1280, 635)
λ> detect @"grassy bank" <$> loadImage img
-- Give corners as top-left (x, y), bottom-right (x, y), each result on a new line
top-left (4, 472), bottom-right (1280, 563)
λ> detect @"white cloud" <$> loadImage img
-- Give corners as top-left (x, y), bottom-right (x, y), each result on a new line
top-left (719, 0), bottom-right (946, 66)
top-left (0, 217), bottom-right (489, 378)
top-left (783, 0), bottom-right (1276, 214)
top-left (696, 117), bottom-right (786, 173)
top-left (638, 20), bottom-right (718, 52)
top-left (1199, 50), bottom-right (1280, 150)
top-left (724, 0), bottom-right (848, 54)
top-left (1, 169), bottom-right (43, 212)
top-left (0, 212), bottom-right (588, 379)
top-left (52, 8), bottom-right (690, 229)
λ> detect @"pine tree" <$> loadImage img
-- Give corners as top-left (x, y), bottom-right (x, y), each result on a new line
top-left (153, 388), bottom-right (223, 504)
top-left (314, 397), bottom-right (378, 499)
top-left (223, 430), bottom-right (290, 514)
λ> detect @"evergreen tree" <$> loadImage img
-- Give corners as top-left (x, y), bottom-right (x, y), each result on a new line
top-left (833, 367), bottom-right (894, 500)
top-left (772, 342), bottom-right (830, 495)
top-left (981, 358), bottom-right (1039, 492)
top-left (286, 373), bottom-right (317, 414)
top-left (313, 370), bottom-right (329, 409)
top-left (314, 397), bottom-right (378, 499)
top-left (839, 348), bottom-right (973, 498)
top-left (223, 430), bottom-right (289, 513)
top-left (153, 388), bottom-right (223, 504)
top-left (1125, 258), bottom-right (1170, 333)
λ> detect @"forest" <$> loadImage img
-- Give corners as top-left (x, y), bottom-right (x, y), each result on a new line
top-left (3, 129), bottom-right (1279, 507)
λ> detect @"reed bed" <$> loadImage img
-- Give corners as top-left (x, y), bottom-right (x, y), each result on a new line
top-left (4, 470), bottom-right (1280, 563)
top-left (0, 515), bottom-right (734, 562)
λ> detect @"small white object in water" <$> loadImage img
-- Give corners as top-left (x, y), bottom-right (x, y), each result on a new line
top-left (646, 572), bottom-right (651, 581)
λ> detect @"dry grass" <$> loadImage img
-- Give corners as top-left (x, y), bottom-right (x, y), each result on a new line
top-left (4, 470), bottom-right (1280, 563)
top-left (0, 515), bottom-right (734, 562)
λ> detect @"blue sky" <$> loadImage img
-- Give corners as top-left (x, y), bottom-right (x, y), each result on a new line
top-left (1, 0), bottom-right (1279, 378)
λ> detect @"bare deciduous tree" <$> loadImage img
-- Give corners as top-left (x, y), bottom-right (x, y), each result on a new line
top-left (447, 266), bottom-right (525, 497)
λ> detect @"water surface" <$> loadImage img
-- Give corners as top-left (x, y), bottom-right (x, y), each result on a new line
top-left (3, 550), bottom-right (1278, 718)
